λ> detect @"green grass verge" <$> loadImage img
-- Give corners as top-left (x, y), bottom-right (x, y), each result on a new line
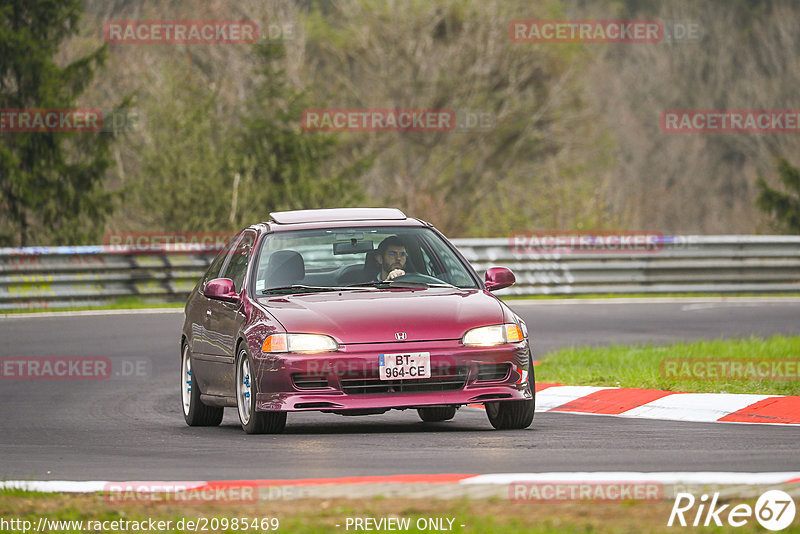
top-left (6, 292), bottom-right (799, 315)
top-left (7, 292), bottom-right (800, 315)
top-left (1, 296), bottom-right (184, 315)
top-left (535, 335), bottom-right (800, 395)
top-left (502, 292), bottom-right (800, 300)
top-left (1, 492), bottom-right (797, 533)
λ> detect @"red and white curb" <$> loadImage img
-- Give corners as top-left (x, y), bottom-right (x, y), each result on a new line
top-left (525, 383), bottom-right (800, 425)
top-left (2, 473), bottom-right (799, 500)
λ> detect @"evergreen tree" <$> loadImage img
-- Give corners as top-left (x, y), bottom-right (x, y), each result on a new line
top-left (131, 62), bottom-right (233, 231)
top-left (230, 41), bottom-right (368, 225)
top-left (0, 0), bottom-right (114, 245)
top-left (756, 159), bottom-right (800, 233)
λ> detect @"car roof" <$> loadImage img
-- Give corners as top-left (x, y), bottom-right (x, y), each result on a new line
top-left (261, 208), bottom-right (430, 232)
top-left (269, 207), bottom-right (407, 224)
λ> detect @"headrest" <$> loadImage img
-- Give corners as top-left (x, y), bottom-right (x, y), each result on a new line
top-left (364, 249), bottom-right (380, 278)
top-left (265, 250), bottom-right (305, 287)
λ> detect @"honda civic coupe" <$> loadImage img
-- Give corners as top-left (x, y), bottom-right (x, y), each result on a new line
top-left (180, 208), bottom-right (534, 433)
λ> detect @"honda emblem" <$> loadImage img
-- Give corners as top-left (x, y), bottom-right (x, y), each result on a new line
top-left (395, 332), bottom-right (407, 341)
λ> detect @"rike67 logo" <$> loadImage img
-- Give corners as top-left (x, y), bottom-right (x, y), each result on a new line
top-left (668, 490), bottom-right (796, 531)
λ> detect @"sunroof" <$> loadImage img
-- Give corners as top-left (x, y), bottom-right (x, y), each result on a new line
top-left (270, 208), bottom-right (407, 224)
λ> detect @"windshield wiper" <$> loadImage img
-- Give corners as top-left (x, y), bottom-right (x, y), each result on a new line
top-left (261, 285), bottom-right (340, 294)
top-left (345, 280), bottom-right (457, 289)
top-left (262, 285), bottom-right (371, 295)
top-left (345, 281), bottom-right (391, 288)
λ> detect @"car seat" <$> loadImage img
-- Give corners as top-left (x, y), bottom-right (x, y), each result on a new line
top-left (264, 250), bottom-right (305, 287)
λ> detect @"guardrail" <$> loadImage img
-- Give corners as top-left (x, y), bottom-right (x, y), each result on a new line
top-left (0, 245), bottom-right (215, 310)
top-left (1, 236), bottom-right (799, 310)
top-left (456, 235), bottom-right (800, 296)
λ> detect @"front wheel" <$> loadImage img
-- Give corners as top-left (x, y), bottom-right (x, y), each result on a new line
top-left (485, 352), bottom-right (535, 430)
top-left (181, 343), bottom-right (223, 426)
top-left (236, 346), bottom-right (287, 434)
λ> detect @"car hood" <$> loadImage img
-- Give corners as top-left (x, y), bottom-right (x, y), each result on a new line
top-left (256, 288), bottom-right (504, 344)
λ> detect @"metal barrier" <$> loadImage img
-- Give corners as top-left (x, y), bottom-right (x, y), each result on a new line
top-left (456, 235), bottom-right (800, 296)
top-left (0, 245), bottom-right (215, 310)
top-left (1, 236), bottom-right (799, 310)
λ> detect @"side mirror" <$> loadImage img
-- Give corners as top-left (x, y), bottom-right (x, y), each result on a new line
top-left (484, 267), bottom-right (515, 292)
top-left (203, 278), bottom-right (239, 302)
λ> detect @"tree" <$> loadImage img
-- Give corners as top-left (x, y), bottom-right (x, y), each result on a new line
top-left (0, 0), bottom-right (116, 246)
top-left (128, 61), bottom-right (234, 231)
top-left (585, 0), bottom-right (800, 234)
top-left (300, 0), bottom-right (612, 236)
top-left (756, 159), bottom-right (800, 233)
top-left (229, 40), bottom-right (367, 226)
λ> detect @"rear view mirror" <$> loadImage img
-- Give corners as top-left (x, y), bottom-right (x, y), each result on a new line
top-left (333, 240), bottom-right (374, 255)
top-left (203, 278), bottom-right (239, 301)
top-left (484, 267), bottom-right (515, 292)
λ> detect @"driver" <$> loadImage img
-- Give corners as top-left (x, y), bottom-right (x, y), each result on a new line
top-left (375, 236), bottom-right (407, 281)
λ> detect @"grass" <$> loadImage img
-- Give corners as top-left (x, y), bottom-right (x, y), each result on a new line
top-left (1, 491), bottom-right (797, 533)
top-left (5, 293), bottom-right (799, 314)
top-left (535, 335), bottom-right (800, 395)
top-left (501, 292), bottom-right (800, 300)
top-left (0, 296), bottom-right (184, 315)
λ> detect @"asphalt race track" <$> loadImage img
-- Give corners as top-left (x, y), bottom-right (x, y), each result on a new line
top-left (1, 299), bottom-right (798, 481)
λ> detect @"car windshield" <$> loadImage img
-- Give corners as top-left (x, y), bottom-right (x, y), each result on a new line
top-left (254, 226), bottom-right (479, 293)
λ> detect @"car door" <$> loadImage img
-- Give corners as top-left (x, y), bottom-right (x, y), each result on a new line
top-left (199, 230), bottom-right (255, 397)
top-left (189, 236), bottom-right (238, 360)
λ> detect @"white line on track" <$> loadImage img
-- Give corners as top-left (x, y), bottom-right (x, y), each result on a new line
top-left (462, 472), bottom-right (800, 485)
top-left (3, 473), bottom-right (799, 494)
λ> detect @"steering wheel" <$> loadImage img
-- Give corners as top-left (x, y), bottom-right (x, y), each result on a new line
top-left (391, 272), bottom-right (445, 284)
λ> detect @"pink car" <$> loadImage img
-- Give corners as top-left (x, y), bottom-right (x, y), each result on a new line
top-left (181, 208), bottom-right (534, 433)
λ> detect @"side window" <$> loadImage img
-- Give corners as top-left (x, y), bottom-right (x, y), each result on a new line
top-left (204, 235), bottom-right (239, 285)
top-left (420, 234), bottom-right (475, 287)
top-left (221, 231), bottom-right (255, 293)
top-left (419, 246), bottom-right (435, 276)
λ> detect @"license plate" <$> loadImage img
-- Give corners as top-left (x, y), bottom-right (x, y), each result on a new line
top-left (379, 352), bottom-right (431, 381)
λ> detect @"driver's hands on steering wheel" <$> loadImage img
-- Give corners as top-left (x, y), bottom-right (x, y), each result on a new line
top-left (385, 269), bottom-right (406, 281)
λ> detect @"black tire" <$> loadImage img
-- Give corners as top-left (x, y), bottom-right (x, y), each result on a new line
top-left (417, 406), bottom-right (457, 422)
top-left (181, 343), bottom-right (223, 426)
top-left (236, 345), bottom-right (287, 434)
top-left (485, 352), bottom-right (535, 430)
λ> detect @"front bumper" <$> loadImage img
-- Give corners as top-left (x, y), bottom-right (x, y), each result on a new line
top-left (252, 339), bottom-right (531, 412)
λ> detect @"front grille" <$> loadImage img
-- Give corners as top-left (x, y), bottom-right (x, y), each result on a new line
top-left (476, 363), bottom-right (511, 382)
top-left (340, 366), bottom-right (468, 395)
top-left (292, 374), bottom-right (329, 390)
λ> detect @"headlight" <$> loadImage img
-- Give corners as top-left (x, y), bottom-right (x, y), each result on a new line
top-left (262, 333), bottom-right (338, 353)
top-left (462, 323), bottom-right (523, 346)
